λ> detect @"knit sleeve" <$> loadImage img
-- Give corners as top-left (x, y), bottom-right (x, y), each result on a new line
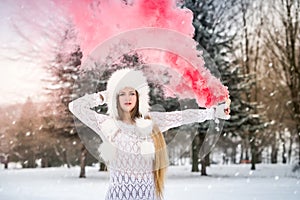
top-left (68, 93), bottom-right (110, 140)
top-left (150, 109), bottom-right (214, 132)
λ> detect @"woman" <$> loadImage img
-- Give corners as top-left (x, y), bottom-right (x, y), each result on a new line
top-left (69, 68), bottom-right (230, 200)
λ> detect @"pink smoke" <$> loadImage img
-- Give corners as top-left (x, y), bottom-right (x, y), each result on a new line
top-left (165, 52), bottom-right (229, 107)
top-left (54, 0), bottom-right (194, 58)
top-left (53, 0), bottom-right (228, 107)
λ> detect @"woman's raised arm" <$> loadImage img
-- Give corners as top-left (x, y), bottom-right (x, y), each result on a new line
top-left (150, 103), bottom-right (230, 132)
top-left (68, 92), bottom-right (110, 139)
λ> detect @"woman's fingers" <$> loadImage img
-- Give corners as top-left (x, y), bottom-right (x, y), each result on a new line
top-left (224, 98), bottom-right (231, 115)
top-left (224, 108), bottom-right (230, 115)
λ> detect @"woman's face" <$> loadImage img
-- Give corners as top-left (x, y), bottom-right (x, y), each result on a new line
top-left (118, 87), bottom-right (137, 113)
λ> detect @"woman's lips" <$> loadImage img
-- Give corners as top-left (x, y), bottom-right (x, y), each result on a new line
top-left (124, 102), bottom-right (132, 106)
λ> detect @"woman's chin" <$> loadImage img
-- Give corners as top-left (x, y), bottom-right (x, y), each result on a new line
top-left (121, 107), bottom-right (133, 113)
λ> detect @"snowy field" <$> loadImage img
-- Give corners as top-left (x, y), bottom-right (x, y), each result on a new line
top-left (0, 164), bottom-right (299, 200)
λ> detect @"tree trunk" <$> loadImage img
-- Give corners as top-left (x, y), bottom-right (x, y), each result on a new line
top-left (250, 135), bottom-right (256, 170)
top-left (279, 132), bottom-right (287, 164)
top-left (200, 157), bottom-right (207, 176)
top-left (27, 154), bottom-right (36, 168)
top-left (282, 142), bottom-right (287, 164)
top-left (257, 150), bottom-right (262, 163)
top-left (271, 144), bottom-right (278, 164)
top-left (99, 162), bottom-right (107, 171)
top-left (191, 134), bottom-right (200, 172)
top-left (240, 144), bottom-right (244, 163)
top-left (298, 132), bottom-right (300, 165)
top-left (199, 132), bottom-right (207, 175)
top-left (63, 149), bottom-right (70, 168)
top-left (205, 152), bottom-right (210, 167)
top-left (267, 146), bottom-right (270, 163)
top-left (41, 156), bottom-right (48, 168)
top-left (288, 137), bottom-right (293, 163)
top-left (245, 147), bottom-right (249, 160)
top-left (79, 145), bottom-right (87, 178)
top-left (4, 155), bottom-right (9, 169)
top-left (231, 145), bottom-right (237, 164)
top-left (250, 156), bottom-right (256, 170)
top-left (297, 125), bottom-right (300, 165)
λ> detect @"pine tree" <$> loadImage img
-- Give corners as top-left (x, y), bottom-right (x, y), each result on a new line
top-left (183, 0), bottom-right (258, 173)
top-left (42, 26), bottom-right (84, 169)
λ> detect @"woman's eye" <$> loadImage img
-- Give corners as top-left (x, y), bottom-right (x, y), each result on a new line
top-left (130, 92), bottom-right (136, 96)
top-left (119, 93), bottom-right (125, 96)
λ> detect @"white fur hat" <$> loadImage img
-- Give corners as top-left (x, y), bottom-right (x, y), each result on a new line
top-left (105, 68), bottom-right (150, 119)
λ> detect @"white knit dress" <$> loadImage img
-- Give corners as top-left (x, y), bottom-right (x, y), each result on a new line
top-left (69, 93), bottom-right (214, 200)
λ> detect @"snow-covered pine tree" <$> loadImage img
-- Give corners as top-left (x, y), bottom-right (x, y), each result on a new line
top-left (182, 0), bottom-right (259, 173)
top-left (42, 26), bottom-right (83, 169)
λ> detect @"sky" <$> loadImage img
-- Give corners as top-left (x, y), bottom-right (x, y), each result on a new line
top-left (0, 1), bottom-right (47, 106)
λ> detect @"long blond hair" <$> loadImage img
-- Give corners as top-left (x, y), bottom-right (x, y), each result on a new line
top-left (117, 90), bottom-right (168, 199)
top-left (150, 123), bottom-right (168, 200)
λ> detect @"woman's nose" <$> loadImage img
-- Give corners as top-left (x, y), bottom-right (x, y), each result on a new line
top-left (125, 94), bottom-right (131, 101)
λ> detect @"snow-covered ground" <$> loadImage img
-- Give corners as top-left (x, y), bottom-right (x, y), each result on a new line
top-left (0, 163), bottom-right (299, 200)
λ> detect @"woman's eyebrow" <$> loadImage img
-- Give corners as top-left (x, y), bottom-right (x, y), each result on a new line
top-left (119, 89), bottom-right (135, 93)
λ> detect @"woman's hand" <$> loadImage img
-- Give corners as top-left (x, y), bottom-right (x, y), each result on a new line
top-left (94, 91), bottom-right (107, 105)
top-left (99, 93), bottom-right (104, 102)
top-left (224, 98), bottom-right (231, 115)
top-left (214, 98), bottom-right (231, 120)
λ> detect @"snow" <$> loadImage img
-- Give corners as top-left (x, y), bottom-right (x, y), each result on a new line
top-left (0, 164), bottom-right (299, 200)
